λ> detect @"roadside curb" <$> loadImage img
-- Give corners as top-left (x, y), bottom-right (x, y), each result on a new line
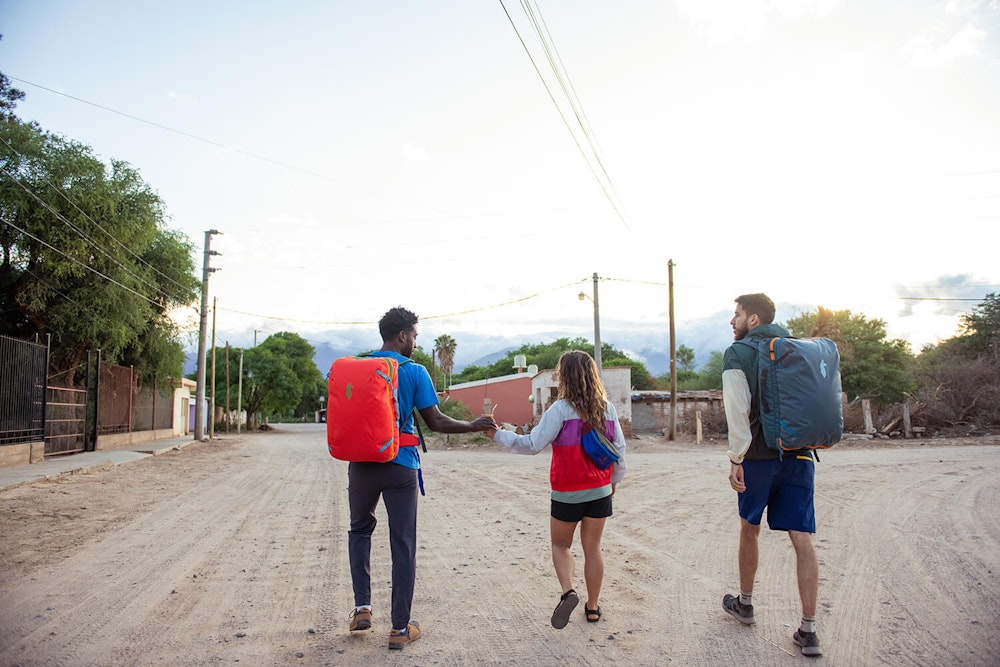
top-left (137, 440), bottom-right (200, 457)
top-left (0, 437), bottom-right (200, 493)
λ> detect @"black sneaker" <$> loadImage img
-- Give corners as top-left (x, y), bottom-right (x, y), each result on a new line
top-left (793, 629), bottom-right (822, 657)
top-left (722, 594), bottom-right (755, 625)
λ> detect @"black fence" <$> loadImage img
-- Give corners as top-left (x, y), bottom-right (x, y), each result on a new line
top-left (0, 335), bottom-right (182, 458)
top-left (98, 362), bottom-right (132, 435)
top-left (131, 379), bottom-right (175, 432)
top-left (0, 334), bottom-right (49, 446)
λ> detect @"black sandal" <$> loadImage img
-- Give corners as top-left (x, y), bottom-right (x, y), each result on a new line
top-left (551, 589), bottom-right (579, 629)
top-left (585, 605), bottom-right (602, 622)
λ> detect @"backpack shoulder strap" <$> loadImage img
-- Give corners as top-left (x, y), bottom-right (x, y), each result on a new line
top-left (734, 337), bottom-right (765, 352)
top-left (389, 357), bottom-right (426, 452)
top-left (412, 410), bottom-right (427, 453)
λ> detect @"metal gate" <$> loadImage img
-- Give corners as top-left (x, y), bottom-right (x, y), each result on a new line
top-left (44, 350), bottom-right (98, 456)
top-left (44, 385), bottom-right (89, 455)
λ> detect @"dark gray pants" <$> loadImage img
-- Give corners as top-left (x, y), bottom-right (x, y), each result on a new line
top-left (347, 461), bottom-right (418, 630)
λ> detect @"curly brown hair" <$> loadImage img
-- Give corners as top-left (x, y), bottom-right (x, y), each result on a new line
top-left (555, 350), bottom-right (608, 430)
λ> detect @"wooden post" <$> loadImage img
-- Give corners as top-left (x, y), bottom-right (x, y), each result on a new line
top-left (225, 342), bottom-right (231, 433)
top-left (696, 410), bottom-right (703, 445)
top-left (668, 259), bottom-right (677, 441)
top-left (902, 401), bottom-right (912, 438)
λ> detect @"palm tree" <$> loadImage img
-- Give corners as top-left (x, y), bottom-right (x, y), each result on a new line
top-left (434, 334), bottom-right (457, 389)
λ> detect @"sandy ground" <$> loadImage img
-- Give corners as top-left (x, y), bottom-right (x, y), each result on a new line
top-left (0, 424), bottom-right (998, 667)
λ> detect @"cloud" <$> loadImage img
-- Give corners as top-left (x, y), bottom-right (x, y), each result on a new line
top-left (166, 90), bottom-right (199, 107)
top-left (903, 23), bottom-right (985, 67)
top-left (894, 274), bottom-right (988, 316)
top-left (675, 0), bottom-right (838, 44)
top-left (401, 141), bottom-right (428, 162)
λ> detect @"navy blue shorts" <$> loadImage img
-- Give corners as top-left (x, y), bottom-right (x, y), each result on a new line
top-left (738, 455), bottom-right (816, 533)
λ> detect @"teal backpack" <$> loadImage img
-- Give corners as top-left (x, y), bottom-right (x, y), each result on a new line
top-left (737, 336), bottom-right (843, 454)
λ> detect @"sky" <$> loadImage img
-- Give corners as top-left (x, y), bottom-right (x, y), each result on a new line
top-left (2, 0), bottom-right (998, 374)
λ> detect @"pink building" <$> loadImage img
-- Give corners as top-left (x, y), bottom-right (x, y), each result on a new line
top-left (443, 373), bottom-right (535, 429)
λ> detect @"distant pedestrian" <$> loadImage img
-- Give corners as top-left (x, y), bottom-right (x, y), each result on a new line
top-left (346, 306), bottom-right (497, 650)
top-left (491, 350), bottom-right (627, 628)
top-left (720, 293), bottom-right (822, 657)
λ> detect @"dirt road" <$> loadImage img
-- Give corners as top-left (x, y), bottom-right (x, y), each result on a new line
top-left (1, 424), bottom-right (998, 666)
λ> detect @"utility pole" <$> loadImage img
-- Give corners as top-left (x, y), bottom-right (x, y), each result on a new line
top-left (592, 272), bottom-right (602, 373)
top-left (225, 341), bottom-right (231, 433)
top-left (236, 349), bottom-right (244, 434)
top-left (210, 295), bottom-right (217, 440)
top-left (195, 229), bottom-right (222, 441)
top-left (668, 259), bottom-right (677, 441)
top-left (578, 273), bottom-right (602, 375)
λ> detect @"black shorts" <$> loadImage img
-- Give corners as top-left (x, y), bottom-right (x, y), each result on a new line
top-left (551, 494), bottom-right (613, 522)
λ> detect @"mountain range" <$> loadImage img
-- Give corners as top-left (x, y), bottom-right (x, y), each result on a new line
top-left (183, 310), bottom-right (737, 379)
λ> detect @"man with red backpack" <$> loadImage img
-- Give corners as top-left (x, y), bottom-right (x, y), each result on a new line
top-left (345, 306), bottom-right (496, 650)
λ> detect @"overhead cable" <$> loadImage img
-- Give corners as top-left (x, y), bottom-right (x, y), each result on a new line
top-left (216, 279), bottom-right (588, 325)
top-left (499, 0), bottom-right (631, 231)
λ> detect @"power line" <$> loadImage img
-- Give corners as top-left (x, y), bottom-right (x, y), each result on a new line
top-left (8, 76), bottom-right (461, 220)
top-left (213, 278), bottom-right (993, 327)
top-left (898, 297), bottom-right (987, 301)
top-left (216, 279), bottom-right (588, 326)
top-left (499, 0), bottom-right (631, 231)
top-left (521, 0), bottom-right (625, 211)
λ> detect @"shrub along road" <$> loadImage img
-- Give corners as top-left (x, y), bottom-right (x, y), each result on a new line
top-left (0, 424), bottom-right (997, 666)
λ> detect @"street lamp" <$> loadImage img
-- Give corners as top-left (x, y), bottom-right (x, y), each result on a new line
top-left (578, 272), bottom-right (602, 373)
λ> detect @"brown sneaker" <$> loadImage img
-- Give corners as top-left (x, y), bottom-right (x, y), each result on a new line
top-left (388, 621), bottom-right (421, 650)
top-left (349, 608), bottom-right (372, 632)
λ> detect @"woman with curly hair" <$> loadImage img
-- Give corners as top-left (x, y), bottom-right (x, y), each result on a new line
top-left (491, 350), bottom-right (627, 628)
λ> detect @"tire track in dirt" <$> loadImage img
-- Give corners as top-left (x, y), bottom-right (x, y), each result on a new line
top-left (0, 429), bottom-right (346, 666)
top-left (817, 448), bottom-right (1000, 666)
top-left (108, 431), bottom-right (346, 665)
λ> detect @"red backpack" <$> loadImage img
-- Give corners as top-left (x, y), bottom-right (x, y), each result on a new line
top-left (326, 355), bottom-right (412, 462)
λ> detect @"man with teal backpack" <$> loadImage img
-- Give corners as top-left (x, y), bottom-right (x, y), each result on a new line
top-left (720, 293), bottom-right (828, 658)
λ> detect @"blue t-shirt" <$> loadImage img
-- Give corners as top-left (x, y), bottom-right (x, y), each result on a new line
top-left (366, 351), bottom-right (438, 469)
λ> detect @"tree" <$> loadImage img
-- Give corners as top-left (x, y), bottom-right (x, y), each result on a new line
top-left (677, 351), bottom-right (723, 390)
top-left (676, 344), bottom-right (696, 372)
top-left (236, 332), bottom-right (323, 427)
top-left (434, 334), bottom-right (456, 389)
top-left (914, 293), bottom-right (1000, 428)
top-left (450, 337), bottom-right (658, 389)
top-left (0, 77), bottom-right (199, 384)
top-left (785, 308), bottom-right (914, 404)
top-left (957, 292), bottom-right (1000, 356)
top-left (603, 355), bottom-right (656, 390)
top-left (0, 67), bottom-right (25, 120)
